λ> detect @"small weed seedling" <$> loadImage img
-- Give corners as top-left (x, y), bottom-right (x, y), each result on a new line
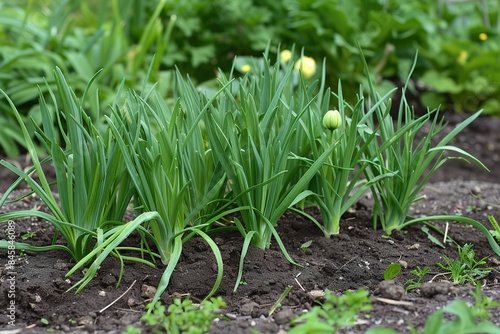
top-left (141, 296), bottom-right (226, 334)
top-left (269, 285), bottom-right (293, 316)
top-left (21, 231), bottom-right (36, 240)
top-left (367, 284), bottom-right (500, 334)
top-left (437, 243), bottom-right (491, 285)
top-left (405, 266), bottom-right (431, 293)
top-left (122, 326), bottom-right (141, 334)
top-left (471, 283), bottom-right (500, 321)
top-left (421, 225), bottom-right (445, 248)
top-left (300, 240), bottom-right (312, 254)
top-left (489, 215), bottom-right (500, 243)
top-left (289, 289), bottom-right (371, 334)
top-left (383, 262), bottom-right (401, 280)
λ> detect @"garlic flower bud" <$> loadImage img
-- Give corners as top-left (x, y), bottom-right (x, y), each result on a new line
top-left (294, 56), bottom-right (316, 79)
top-left (322, 109), bottom-right (342, 130)
top-left (280, 50), bottom-right (292, 63)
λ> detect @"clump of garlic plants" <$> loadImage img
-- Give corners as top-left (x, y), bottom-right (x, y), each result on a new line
top-left (354, 54), bottom-right (499, 257)
top-left (0, 69), bottom-right (154, 291)
top-left (105, 70), bottom-right (244, 309)
top-left (303, 74), bottom-right (396, 236)
top-left (204, 52), bottom-right (338, 288)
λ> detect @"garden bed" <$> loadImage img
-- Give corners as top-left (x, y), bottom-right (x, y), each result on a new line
top-left (1, 112), bottom-right (500, 333)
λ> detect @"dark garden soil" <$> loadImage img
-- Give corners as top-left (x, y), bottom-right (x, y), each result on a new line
top-left (1, 112), bottom-right (500, 334)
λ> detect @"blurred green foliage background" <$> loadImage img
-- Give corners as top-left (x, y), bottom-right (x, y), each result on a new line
top-left (1, 0), bottom-right (499, 157)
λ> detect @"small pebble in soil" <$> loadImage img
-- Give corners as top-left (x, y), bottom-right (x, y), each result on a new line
top-left (391, 230), bottom-right (405, 241)
top-left (307, 289), bottom-right (325, 300)
top-left (407, 243), bottom-right (420, 250)
top-left (359, 260), bottom-right (370, 270)
top-left (30, 302), bottom-right (42, 312)
top-left (420, 281), bottom-right (456, 297)
top-left (53, 277), bottom-right (71, 290)
top-left (398, 260), bottom-right (408, 269)
top-left (240, 299), bottom-right (259, 316)
top-left (471, 185), bottom-right (481, 195)
top-left (377, 280), bottom-right (404, 300)
top-left (78, 315), bottom-right (94, 326)
top-left (274, 308), bottom-right (295, 325)
top-left (251, 307), bottom-right (264, 318)
top-left (101, 273), bottom-right (117, 287)
top-left (488, 257), bottom-right (500, 266)
top-left (141, 284), bottom-right (156, 299)
top-left (60, 324), bottom-right (70, 331)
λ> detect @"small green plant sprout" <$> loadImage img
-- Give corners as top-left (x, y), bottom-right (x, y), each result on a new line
top-left (471, 283), bottom-right (500, 322)
top-left (421, 225), bottom-right (446, 248)
top-left (367, 289), bottom-right (500, 334)
top-left (466, 202), bottom-right (482, 214)
top-left (437, 243), bottom-right (492, 285)
top-left (405, 266), bottom-right (431, 293)
top-left (300, 240), bottom-right (313, 253)
top-left (142, 296), bottom-right (226, 334)
top-left (40, 318), bottom-right (49, 325)
top-left (122, 326), bottom-right (141, 334)
top-left (488, 215), bottom-right (500, 242)
top-left (288, 289), bottom-right (372, 334)
top-left (21, 231), bottom-right (36, 240)
top-left (383, 262), bottom-right (401, 280)
top-left (269, 285), bottom-right (293, 316)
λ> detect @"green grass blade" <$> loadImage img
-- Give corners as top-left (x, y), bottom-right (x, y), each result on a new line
top-left (233, 231), bottom-right (256, 291)
top-left (66, 211), bottom-right (160, 293)
top-left (148, 236), bottom-right (183, 314)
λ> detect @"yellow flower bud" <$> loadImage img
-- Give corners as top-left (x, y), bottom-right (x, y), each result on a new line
top-left (280, 49), bottom-right (292, 63)
top-left (323, 109), bottom-right (342, 130)
top-left (479, 33), bottom-right (488, 41)
top-left (242, 64), bottom-right (251, 72)
top-left (294, 56), bottom-right (316, 79)
top-left (457, 50), bottom-right (468, 65)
